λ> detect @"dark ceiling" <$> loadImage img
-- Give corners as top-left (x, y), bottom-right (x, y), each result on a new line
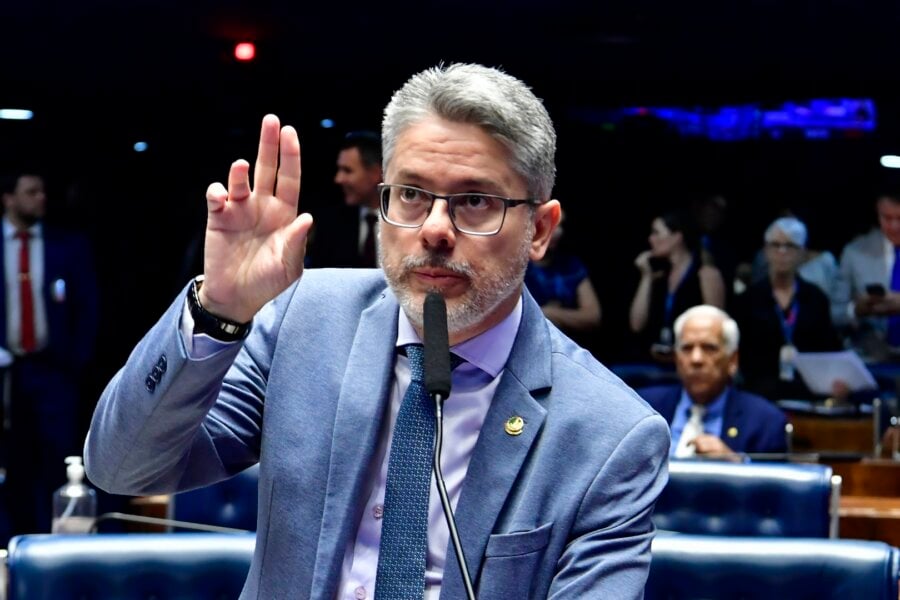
top-left (5, 1), bottom-right (900, 123)
top-left (4, 1), bottom-right (900, 366)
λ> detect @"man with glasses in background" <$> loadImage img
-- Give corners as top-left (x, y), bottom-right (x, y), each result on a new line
top-left (85, 63), bottom-right (668, 599)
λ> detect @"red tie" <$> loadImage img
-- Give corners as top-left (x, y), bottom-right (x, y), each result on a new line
top-left (16, 230), bottom-right (35, 353)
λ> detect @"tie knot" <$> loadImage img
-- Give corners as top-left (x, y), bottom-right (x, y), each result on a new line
top-left (365, 212), bottom-right (379, 226)
top-left (401, 343), bottom-right (464, 383)
top-left (689, 404), bottom-right (706, 421)
top-left (15, 230), bottom-right (29, 242)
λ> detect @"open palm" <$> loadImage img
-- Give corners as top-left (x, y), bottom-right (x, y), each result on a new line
top-left (200, 114), bottom-right (314, 323)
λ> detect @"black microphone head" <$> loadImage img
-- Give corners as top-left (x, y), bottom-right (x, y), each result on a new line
top-left (423, 292), bottom-right (452, 397)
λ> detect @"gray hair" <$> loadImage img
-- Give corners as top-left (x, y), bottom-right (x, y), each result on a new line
top-left (382, 63), bottom-right (557, 201)
top-left (764, 216), bottom-right (808, 248)
top-left (673, 304), bottom-right (740, 355)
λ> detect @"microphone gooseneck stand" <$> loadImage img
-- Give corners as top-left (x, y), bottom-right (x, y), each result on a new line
top-left (431, 391), bottom-right (476, 600)
top-left (423, 292), bottom-right (476, 600)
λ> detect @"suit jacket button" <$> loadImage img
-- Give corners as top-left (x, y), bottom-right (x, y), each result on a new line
top-left (156, 354), bottom-right (167, 372)
top-left (145, 376), bottom-right (156, 393)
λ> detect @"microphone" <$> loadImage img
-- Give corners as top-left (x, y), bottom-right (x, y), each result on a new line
top-left (423, 292), bottom-right (452, 399)
top-left (421, 292), bottom-right (475, 600)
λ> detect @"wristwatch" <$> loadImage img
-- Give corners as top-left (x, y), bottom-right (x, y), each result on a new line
top-left (187, 276), bottom-right (252, 342)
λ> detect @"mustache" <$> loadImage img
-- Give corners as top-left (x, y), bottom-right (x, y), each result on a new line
top-left (401, 252), bottom-right (474, 278)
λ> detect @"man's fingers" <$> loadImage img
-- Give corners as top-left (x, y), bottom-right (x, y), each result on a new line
top-left (206, 182), bottom-right (228, 213)
top-left (274, 125), bottom-right (301, 207)
top-left (228, 160), bottom-right (251, 202)
top-left (254, 114), bottom-right (281, 196)
top-left (282, 213), bottom-right (314, 278)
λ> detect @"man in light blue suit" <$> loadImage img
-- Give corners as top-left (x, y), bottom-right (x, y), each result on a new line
top-left (85, 64), bottom-right (669, 599)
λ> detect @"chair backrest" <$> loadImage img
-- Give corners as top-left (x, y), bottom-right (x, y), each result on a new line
top-left (646, 534), bottom-right (900, 600)
top-left (171, 464), bottom-right (260, 531)
top-left (6, 533), bottom-right (255, 600)
top-left (653, 461), bottom-right (837, 537)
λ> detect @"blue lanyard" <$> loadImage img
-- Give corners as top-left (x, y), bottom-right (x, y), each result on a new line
top-left (664, 259), bottom-right (694, 326)
top-left (773, 282), bottom-right (799, 345)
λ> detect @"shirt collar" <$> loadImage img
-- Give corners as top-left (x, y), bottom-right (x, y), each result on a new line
top-left (678, 385), bottom-right (729, 419)
top-left (396, 295), bottom-right (523, 378)
top-left (3, 218), bottom-right (41, 240)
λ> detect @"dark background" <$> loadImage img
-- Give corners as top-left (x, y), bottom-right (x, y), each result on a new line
top-left (3, 0), bottom-right (900, 386)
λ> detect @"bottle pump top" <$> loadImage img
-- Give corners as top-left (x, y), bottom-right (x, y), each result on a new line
top-left (65, 456), bottom-right (85, 484)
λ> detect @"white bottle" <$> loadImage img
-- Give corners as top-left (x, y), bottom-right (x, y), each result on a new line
top-left (51, 456), bottom-right (97, 534)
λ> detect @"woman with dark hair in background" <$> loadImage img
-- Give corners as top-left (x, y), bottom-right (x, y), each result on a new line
top-left (525, 210), bottom-right (601, 339)
top-left (629, 208), bottom-right (726, 362)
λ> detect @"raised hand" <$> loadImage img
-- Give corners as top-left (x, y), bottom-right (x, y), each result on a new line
top-left (199, 114), bottom-right (314, 323)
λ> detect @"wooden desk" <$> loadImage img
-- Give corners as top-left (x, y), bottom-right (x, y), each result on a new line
top-left (787, 412), bottom-right (875, 455)
top-left (830, 459), bottom-right (900, 497)
top-left (840, 496), bottom-right (900, 546)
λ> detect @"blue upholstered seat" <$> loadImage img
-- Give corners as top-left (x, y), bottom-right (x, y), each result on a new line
top-left (171, 464), bottom-right (259, 532)
top-left (6, 533), bottom-right (255, 599)
top-left (646, 534), bottom-right (900, 600)
top-left (653, 461), bottom-right (838, 537)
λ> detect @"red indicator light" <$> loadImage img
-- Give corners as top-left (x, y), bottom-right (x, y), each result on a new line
top-left (234, 42), bottom-right (256, 61)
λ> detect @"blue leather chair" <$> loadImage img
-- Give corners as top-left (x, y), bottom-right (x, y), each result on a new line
top-left (171, 464), bottom-right (259, 532)
top-left (647, 534), bottom-right (900, 600)
top-left (6, 533), bottom-right (255, 599)
top-left (653, 461), bottom-right (839, 537)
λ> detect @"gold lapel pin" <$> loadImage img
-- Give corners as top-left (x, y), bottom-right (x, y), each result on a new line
top-left (727, 427), bottom-right (739, 439)
top-left (505, 416), bottom-right (525, 436)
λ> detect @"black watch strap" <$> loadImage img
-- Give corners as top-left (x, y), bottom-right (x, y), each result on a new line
top-left (187, 276), bottom-right (252, 342)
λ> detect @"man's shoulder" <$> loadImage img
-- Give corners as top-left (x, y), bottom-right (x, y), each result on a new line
top-left (842, 228), bottom-right (884, 258)
top-left (543, 329), bottom-right (661, 422)
top-left (287, 268), bottom-right (388, 305)
top-left (731, 388), bottom-right (785, 418)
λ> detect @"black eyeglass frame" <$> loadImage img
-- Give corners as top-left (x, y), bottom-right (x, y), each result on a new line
top-left (377, 183), bottom-right (539, 236)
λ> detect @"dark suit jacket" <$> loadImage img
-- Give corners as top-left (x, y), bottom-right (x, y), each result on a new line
top-left (307, 205), bottom-right (376, 269)
top-left (732, 276), bottom-right (843, 399)
top-left (638, 384), bottom-right (788, 453)
top-left (0, 224), bottom-right (99, 372)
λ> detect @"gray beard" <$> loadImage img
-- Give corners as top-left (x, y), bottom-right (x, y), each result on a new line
top-left (379, 224), bottom-right (534, 336)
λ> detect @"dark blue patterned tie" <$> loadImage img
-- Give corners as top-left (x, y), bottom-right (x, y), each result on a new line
top-left (375, 344), bottom-right (459, 598)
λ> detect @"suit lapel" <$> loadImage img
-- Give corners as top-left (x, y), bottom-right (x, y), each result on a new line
top-left (722, 386), bottom-right (744, 452)
top-left (441, 292), bottom-right (551, 597)
top-left (310, 289), bottom-right (399, 598)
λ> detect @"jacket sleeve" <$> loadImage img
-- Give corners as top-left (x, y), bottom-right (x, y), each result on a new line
top-left (84, 282), bottom-right (292, 496)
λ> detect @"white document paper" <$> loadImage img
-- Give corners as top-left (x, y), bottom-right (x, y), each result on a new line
top-left (792, 350), bottom-right (878, 395)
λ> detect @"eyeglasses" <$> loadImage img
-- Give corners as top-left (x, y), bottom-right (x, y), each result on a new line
top-left (765, 241), bottom-right (801, 252)
top-left (378, 183), bottom-right (538, 236)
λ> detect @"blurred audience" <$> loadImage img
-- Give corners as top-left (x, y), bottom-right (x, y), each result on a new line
top-left (733, 217), bottom-right (845, 400)
top-left (692, 192), bottom-right (739, 298)
top-left (0, 171), bottom-right (99, 539)
top-left (638, 304), bottom-right (788, 458)
top-left (837, 189), bottom-right (900, 362)
top-left (629, 208), bottom-right (726, 362)
top-left (524, 210), bottom-right (601, 338)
